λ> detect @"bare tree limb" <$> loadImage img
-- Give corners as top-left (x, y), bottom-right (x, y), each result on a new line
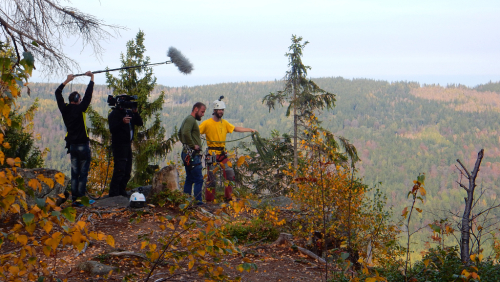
top-left (456, 159), bottom-right (471, 179)
top-left (472, 203), bottom-right (500, 221)
top-left (456, 181), bottom-right (469, 192)
top-left (0, 0), bottom-right (124, 75)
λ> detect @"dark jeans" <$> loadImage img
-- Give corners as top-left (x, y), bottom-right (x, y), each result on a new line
top-left (182, 152), bottom-right (203, 205)
top-left (70, 143), bottom-right (91, 202)
top-left (109, 144), bottom-right (132, 197)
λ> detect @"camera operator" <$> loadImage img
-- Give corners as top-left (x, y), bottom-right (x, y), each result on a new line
top-left (108, 95), bottom-right (143, 197)
top-left (55, 71), bottom-right (95, 207)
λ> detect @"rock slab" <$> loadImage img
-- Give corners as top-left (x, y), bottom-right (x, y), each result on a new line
top-left (94, 196), bottom-right (129, 208)
top-left (11, 168), bottom-right (69, 208)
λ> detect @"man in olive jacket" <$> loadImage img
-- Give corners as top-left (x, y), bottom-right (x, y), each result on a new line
top-left (179, 102), bottom-right (206, 205)
top-left (108, 97), bottom-right (144, 197)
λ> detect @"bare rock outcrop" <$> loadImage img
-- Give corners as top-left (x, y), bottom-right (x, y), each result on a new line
top-left (151, 165), bottom-right (179, 195)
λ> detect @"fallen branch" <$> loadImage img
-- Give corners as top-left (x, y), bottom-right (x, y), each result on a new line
top-left (65, 267), bottom-right (72, 276)
top-left (91, 210), bottom-right (102, 218)
top-left (272, 233), bottom-right (326, 264)
top-left (198, 207), bottom-right (216, 219)
top-left (106, 250), bottom-right (173, 266)
top-left (76, 212), bottom-right (85, 222)
top-left (108, 251), bottom-right (148, 260)
top-left (296, 246), bottom-right (326, 265)
top-left (75, 242), bottom-right (88, 257)
top-left (244, 237), bottom-right (268, 247)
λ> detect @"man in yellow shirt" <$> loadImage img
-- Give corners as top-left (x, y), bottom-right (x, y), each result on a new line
top-left (199, 97), bottom-right (256, 202)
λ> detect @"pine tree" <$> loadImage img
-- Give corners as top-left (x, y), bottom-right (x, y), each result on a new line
top-left (89, 31), bottom-right (176, 184)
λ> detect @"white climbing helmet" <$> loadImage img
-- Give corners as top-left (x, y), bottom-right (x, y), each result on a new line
top-left (129, 191), bottom-right (146, 208)
top-left (213, 96), bottom-right (226, 110)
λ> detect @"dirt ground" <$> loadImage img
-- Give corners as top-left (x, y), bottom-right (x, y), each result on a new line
top-left (43, 203), bottom-right (327, 281)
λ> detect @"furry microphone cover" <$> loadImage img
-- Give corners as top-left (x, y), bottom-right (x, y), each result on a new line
top-left (167, 47), bottom-right (194, 74)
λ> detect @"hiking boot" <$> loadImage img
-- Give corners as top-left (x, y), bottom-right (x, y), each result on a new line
top-left (72, 202), bottom-right (84, 208)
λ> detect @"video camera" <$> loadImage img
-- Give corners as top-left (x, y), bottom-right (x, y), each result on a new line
top-left (107, 94), bottom-right (138, 110)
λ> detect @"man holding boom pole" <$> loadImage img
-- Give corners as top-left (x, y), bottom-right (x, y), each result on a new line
top-left (55, 71), bottom-right (95, 207)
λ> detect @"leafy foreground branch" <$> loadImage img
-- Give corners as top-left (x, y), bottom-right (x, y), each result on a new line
top-left (140, 197), bottom-right (257, 282)
top-left (0, 45), bottom-right (115, 281)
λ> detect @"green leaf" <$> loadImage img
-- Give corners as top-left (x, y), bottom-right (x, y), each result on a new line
top-left (15, 177), bottom-right (24, 187)
top-left (38, 277), bottom-right (45, 282)
top-left (4, 91), bottom-right (13, 100)
top-left (429, 224), bottom-right (441, 233)
top-left (22, 213), bottom-right (35, 224)
top-left (80, 196), bottom-right (90, 207)
top-left (341, 252), bottom-right (350, 260)
top-left (51, 211), bottom-right (61, 218)
top-left (417, 174), bottom-right (426, 184)
top-left (31, 41), bottom-right (39, 47)
top-left (35, 197), bottom-right (46, 208)
top-left (61, 207), bottom-right (76, 222)
top-left (27, 188), bottom-right (35, 198)
top-left (22, 51), bottom-right (35, 66)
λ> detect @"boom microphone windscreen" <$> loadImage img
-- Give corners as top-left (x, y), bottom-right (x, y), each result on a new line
top-left (167, 47), bottom-right (193, 74)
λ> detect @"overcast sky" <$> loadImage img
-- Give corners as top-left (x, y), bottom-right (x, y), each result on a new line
top-left (32, 0), bottom-right (500, 87)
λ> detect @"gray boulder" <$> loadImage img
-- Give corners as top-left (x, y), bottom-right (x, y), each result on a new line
top-left (12, 168), bottom-right (69, 208)
top-left (151, 165), bottom-right (179, 195)
top-left (78, 260), bottom-right (119, 276)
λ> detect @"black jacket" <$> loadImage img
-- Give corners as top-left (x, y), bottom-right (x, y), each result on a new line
top-left (55, 81), bottom-right (93, 146)
top-left (108, 107), bottom-right (144, 146)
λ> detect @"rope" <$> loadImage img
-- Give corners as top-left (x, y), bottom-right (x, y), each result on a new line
top-left (201, 133), bottom-right (254, 144)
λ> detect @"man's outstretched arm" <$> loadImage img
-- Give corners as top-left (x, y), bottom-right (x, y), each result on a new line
top-left (80, 71), bottom-right (94, 111)
top-left (55, 74), bottom-right (74, 111)
top-left (234, 126), bottom-right (257, 133)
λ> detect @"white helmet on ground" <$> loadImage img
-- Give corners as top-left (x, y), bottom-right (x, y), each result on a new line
top-left (130, 191), bottom-right (146, 208)
top-left (213, 99), bottom-right (226, 110)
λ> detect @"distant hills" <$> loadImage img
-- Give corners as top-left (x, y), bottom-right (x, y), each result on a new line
top-left (18, 77), bottom-right (500, 248)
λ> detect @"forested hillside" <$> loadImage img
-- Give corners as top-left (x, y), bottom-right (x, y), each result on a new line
top-left (19, 77), bottom-right (500, 250)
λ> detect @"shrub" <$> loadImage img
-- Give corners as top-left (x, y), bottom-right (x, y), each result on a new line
top-left (150, 188), bottom-right (189, 207)
top-left (224, 217), bottom-right (280, 244)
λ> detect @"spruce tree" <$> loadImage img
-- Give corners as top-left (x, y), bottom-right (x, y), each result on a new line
top-left (263, 35), bottom-right (337, 168)
top-left (89, 31), bottom-right (176, 184)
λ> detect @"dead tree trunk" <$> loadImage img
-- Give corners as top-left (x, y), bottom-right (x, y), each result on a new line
top-left (456, 149), bottom-right (484, 264)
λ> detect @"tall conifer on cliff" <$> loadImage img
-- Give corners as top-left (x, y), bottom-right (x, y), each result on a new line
top-left (89, 31), bottom-right (176, 185)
